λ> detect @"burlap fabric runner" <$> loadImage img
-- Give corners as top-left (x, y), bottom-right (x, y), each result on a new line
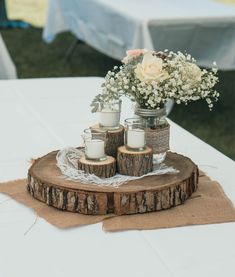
top-left (0, 172), bottom-right (235, 231)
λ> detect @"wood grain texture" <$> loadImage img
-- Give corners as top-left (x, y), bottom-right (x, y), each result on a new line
top-left (77, 156), bottom-right (116, 178)
top-left (117, 146), bottom-right (153, 176)
top-left (90, 124), bottom-right (124, 157)
top-left (27, 151), bottom-right (199, 215)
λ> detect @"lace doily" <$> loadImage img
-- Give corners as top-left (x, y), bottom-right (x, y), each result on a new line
top-left (56, 147), bottom-right (179, 188)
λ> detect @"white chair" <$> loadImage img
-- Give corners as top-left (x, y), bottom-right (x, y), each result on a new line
top-left (0, 33), bottom-right (17, 79)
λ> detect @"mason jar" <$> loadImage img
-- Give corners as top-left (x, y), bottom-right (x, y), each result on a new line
top-left (135, 106), bottom-right (170, 164)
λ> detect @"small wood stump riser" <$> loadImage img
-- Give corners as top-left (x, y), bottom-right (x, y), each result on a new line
top-left (27, 151), bottom-right (199, 215)
top-left (90, 124), bottom-right (124, 157)
top-left (117, 146), bottom-right (153, 176)
top-left (77, 156), bottom-right (116, 178)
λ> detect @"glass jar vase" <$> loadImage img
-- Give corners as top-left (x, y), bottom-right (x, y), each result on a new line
top-left (135, 106), bottom-right (170, 164)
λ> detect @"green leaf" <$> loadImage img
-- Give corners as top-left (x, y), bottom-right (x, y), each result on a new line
top-left (90, 102), bottom-right (99, 113)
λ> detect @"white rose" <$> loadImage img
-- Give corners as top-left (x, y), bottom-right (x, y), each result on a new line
top-left (181, 63), bottom-right (202, 83)
top-left (135, 52), bottom-right (168, 83)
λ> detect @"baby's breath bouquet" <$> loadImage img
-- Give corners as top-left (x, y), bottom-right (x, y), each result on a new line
top-left (91, 49), bottom-right (219, 112)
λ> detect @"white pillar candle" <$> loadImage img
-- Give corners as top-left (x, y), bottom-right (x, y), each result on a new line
top-left (85, 139), bottom-right (105, 159)
top-left (127, 129), bottom-right (145, 149)
top-left (100, 108), bottom-right (120, 127)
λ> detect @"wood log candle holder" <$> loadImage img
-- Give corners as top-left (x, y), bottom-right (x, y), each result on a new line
top-left (77, 156), bottom-right (116, 178)
top-left (117, 146), bottom-right (153, 176)
top-left (90, 124), bottom-right (124, 157)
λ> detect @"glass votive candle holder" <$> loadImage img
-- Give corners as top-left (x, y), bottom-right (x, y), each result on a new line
top-left (83, 128), bottom-right (107, 161)
top-left (125, 118), bottom-right (146, 151)
top-left (99, 100), bottom-right (121, 130)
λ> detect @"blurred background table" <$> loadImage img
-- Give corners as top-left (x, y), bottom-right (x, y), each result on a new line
top-left (43, 0), bottom-right (235, 69)
top-left (0, 77), bottom-right (235, 277)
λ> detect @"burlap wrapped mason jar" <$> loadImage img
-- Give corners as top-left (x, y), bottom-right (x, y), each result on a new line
top-left (135, 106), bottom-right (170, 164)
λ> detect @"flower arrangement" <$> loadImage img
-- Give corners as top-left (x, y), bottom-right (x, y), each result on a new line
top-left (91, 49), bottom-right (219, 111)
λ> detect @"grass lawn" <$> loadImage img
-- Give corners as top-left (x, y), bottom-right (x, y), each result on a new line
top-left (1, 27), bottom-right (235, 160)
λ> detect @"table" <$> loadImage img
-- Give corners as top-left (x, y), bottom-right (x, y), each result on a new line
top-left (43, 0), bottom-right (235, 70)
top-left (0, 33), bottom-right (17, 79)
top-left (0, 77), bottom-right (235, 277)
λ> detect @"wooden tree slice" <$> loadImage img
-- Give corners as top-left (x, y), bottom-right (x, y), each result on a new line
top-left (117, 146), bottom-right (153, 176)
top-left (27, 151), bottom-right (199, 215)
top-left (90, 124), bottom-right (124, 157)
top-left (77, 156), bottom-right (116, 178)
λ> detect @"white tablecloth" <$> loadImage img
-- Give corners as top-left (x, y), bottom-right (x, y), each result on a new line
top-left (0, 77), bottom-right (235, 277)
top-left (0, 34), bottom-right (17, 79)
top-left (43, 0), bottom-right (235, 70)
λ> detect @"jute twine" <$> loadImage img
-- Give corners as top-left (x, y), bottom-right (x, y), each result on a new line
top-left (145, 123), bottom-right (170, 154)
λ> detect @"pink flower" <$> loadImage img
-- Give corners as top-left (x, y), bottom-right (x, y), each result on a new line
top-left (122, 48), bottom-right (147, 64)
top-left (126, 49), bottom-right (146, 57)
